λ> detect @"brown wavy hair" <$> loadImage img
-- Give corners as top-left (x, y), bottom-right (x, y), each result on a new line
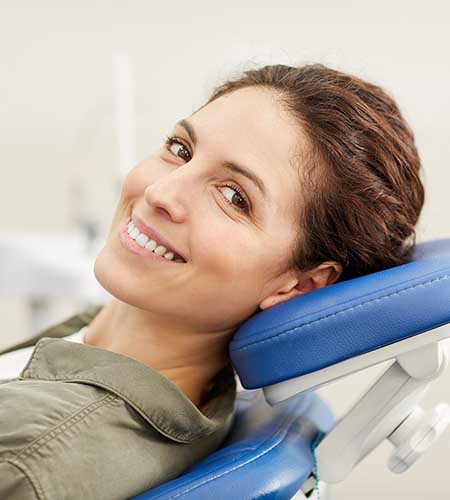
top-left (202, 64), bottom-right (425, 283)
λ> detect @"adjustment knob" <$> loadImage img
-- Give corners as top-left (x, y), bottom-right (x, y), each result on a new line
top-left (388, 403), bottom-right (450, 473)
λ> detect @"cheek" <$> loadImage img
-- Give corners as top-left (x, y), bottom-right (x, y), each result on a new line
top-left (198, 229), bottom-right (259, 279)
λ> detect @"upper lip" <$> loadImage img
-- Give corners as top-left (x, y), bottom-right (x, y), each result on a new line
top-left (131, 215), bottom-right (186, 262)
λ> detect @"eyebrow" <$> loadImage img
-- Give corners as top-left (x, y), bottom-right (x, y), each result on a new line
top-left (176, 119), bottom-right (268, 201)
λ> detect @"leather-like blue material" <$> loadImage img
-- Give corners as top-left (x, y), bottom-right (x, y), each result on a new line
top-left (132, 389), bottom-right (335, 500)
top-left (229, 238), bottom-right (450, 388)
top-left (130, 238), bottom-right (449, 499)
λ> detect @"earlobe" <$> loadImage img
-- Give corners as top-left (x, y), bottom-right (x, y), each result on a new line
top-left (258, 286), bottom-right (305, 311)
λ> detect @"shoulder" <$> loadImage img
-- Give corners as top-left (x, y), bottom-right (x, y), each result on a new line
top-left (0, 303), bottom-right (104, 356)
top-left (0, 377), bottom-right (118, 462)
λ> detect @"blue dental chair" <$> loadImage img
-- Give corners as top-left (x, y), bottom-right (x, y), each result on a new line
top-left (133, 237), bottom-right (450, 500)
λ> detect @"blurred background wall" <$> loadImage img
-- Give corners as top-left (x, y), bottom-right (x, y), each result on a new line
top-left (1, 1), bottom-right (449, 498)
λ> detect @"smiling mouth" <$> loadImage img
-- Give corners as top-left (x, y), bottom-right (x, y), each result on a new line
top-left (128, 215), bottom-right (187, 262)
top-left (122, 218), bottom-right (187, 263)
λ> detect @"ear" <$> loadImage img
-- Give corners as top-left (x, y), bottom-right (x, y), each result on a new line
top-left (258, 261), bottom-right (343, 311)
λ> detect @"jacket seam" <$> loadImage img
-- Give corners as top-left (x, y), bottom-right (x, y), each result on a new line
top-left (6, 392), bottom-right (118, 463)
top-left (232, 272), bottom-right (450, 351)
top-left (1, 459), bottom-right (45, 500)
top-left (20, 372), bottom-right (217, 443)
top-left (63, 378), bottom-right (209, 443)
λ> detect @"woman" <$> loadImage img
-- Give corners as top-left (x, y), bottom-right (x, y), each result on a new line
top-left (0, 63), bottom-right (425, 499)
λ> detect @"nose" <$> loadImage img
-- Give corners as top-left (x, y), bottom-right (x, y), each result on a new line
top-left (143, 165), bottom-right (195, 222)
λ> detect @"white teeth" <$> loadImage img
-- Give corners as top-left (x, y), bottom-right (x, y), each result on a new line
top-left (135, 234), bottom-right (149, 247)
top-left (154, 245), bottom-right (167, 256)
top-left (144, 239), bottom-right (157, 251)
top-left (129, 227), bottom-right (140, 239)
top-left (127, 221), bottom-right (183, 262)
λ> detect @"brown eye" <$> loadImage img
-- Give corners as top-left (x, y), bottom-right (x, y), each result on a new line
top-left (164, 136), bottom-right (192, 161)
top-left (219, 184), bottom-right (251, 214)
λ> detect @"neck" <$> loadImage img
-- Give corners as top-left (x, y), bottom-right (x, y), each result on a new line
top-left (83, 299), bottom-right (234, 410)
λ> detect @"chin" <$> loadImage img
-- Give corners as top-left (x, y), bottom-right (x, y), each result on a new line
top-left (92, 247), bottom-right (128, 300)
top-left (92, 249), bottom-right (149, 311)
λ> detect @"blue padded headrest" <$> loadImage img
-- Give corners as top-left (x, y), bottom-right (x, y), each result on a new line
top-left (229, 238), bottom-right (450, 389)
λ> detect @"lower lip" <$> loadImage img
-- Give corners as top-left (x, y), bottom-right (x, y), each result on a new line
top-left (118, 222), bottom-right (181, 264)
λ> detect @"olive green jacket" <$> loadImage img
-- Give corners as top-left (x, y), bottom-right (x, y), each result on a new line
top-left (0, 304), bottom-right (237, 500)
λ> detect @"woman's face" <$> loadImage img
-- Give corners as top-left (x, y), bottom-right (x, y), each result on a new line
top-left (95, 86), bottom-right (307, 331)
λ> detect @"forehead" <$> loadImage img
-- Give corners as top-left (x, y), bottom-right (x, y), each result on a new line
top-left (186, 87), bottom-right (304, 217)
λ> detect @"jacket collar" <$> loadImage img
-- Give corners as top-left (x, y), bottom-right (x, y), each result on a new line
top-left (18, 305), bottom-right (236, 444)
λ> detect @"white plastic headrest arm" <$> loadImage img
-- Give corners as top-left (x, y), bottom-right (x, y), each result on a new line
top-left (314, 338), bottom-right (450, 482)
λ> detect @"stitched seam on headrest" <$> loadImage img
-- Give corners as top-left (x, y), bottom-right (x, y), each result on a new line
top-left (245, 265), bottom-right (450, 340)
top-left (234, 273), bottom-right (450, 351)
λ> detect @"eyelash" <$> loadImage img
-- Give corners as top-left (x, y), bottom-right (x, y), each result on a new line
top-left (163, 134), bottom-right (252, 215)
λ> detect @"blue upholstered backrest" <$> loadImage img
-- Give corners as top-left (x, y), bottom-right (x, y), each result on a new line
top-left (133, 390), bottom-right (335, 500)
